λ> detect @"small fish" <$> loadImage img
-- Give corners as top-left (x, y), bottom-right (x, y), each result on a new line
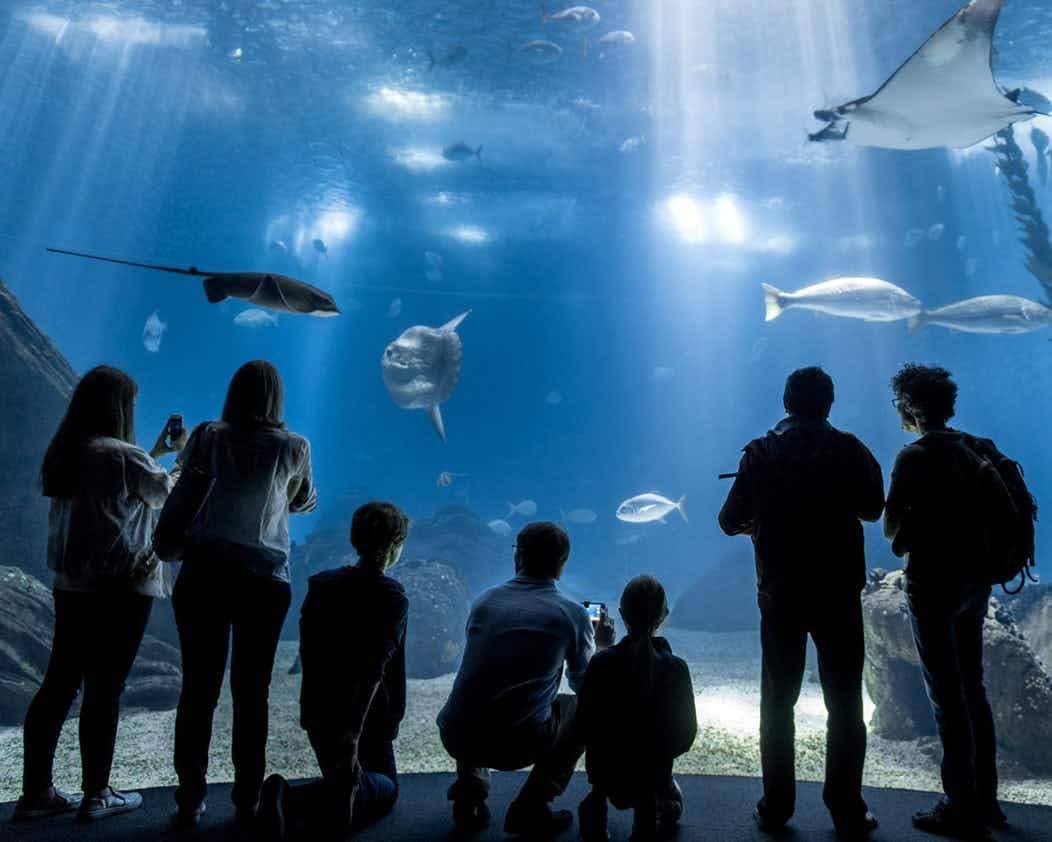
top-left (762, 277), bottom-right (922, 323)
top-left (516, 39), bottom-right (563, 61)
top-left (488, 519), bottom-right (513, 537)
top-left (428, 44), bottom-right (468, 70)
top-left (598, 30), bottom-right (635, 45)
top-left (543, 4), bottom-right (600, 26)
top-left (619, 136), bottom-right (644, 153)
top-left (616, 493), bottom-right (687, 524)
top-left (443, 142), bottom-right (483, 162)
top-left (269, 239), bottom-right (288, 253)
top-left (234, 308), bottom-right (279, 328)
top-left (507, 500), bottom-right (538, 518)
top-left (544, 390), bottom-right (563, 405)
top-left (956, 234), bottom-right (968, 252)
top-left (936, 184), bottom-right (946, 203)
top-left (928, 223), bottom-right (945, 241)
top-left (143, 311), bottom-right (167, 353)
top-left (965, 257), bottom-right (979, 277)
top-left (387, 298), bottom-right (403, 319)
top-left (313, 238), bottom-right (328, 255)
top-left (425, 250), bottom-right (444, 267)
top-left (437, 471), bottom-right (468, 488)
top-left (425, 268), bottom-right (444, 284)
top-left (230, 47), bottom-right (243, 60)
top-left (909, 295), bottom-right (1052, 334)
top-left (561, 508), bottom-right (598, 525)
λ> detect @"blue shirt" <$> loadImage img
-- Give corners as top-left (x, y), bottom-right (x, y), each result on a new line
top-left (438, 575), bottom-right (595, 748)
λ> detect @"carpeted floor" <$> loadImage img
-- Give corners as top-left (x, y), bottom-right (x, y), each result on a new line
top-left (2, 773), bottom-right (1049, 841)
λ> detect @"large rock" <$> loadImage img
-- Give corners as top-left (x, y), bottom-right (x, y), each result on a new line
top-left (0, 280), bottom-right (78, 584)
top-left (862, 570), bottom-right (1052, 773)
top-left (393, 559), bottom-right (471, 679)
top-left (669, 548), bottom-right (759, 632)
top-left (0, 566), bottom-right (183, 725)
top-left (1001, 583), bottom-right (1052, 671)
top-left (402, 506), bottom-right (510, 594)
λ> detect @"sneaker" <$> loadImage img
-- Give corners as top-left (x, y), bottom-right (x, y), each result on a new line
top-left (173, 801), bottom-right (207, 829)
top-left (258, 775), bottom-right (289, 842)
top-left (832, 811), bottom-right (879, 839)
top-left (12, 787), bottom-right (82, 821)
top-left (452, 799), bottom-right (491, 832)
top-left (77, 787), bottom-right (143, 821)
top-left (754, 799), bottom-right (791, 834)
top-left (503, 799), bottom-right (573, 837)
top-left (912, 799), bottom-right (990, 841)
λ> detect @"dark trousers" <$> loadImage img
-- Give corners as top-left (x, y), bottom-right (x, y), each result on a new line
top-left (908, 586), bottom-right (996, 811)
top-left (758, 592), bottom-right (868, 823)
top-left (172, 563), bottom-right (291, 811)
top-left (22, 589), bottom-right (152, 796)
top-left (446, 694), bottom-right (584, 806)
top-left (285, 731), bottom-right (398, 836)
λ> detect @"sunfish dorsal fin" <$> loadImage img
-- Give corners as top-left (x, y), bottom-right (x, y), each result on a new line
top-left (439, 310), bottom-right (471, 332)
top-left (429, 405), bottom-right (447, 443)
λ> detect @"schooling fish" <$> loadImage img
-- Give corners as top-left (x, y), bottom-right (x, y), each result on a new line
top-left (542, 4), bottom-right (600, 26)
top-left (561, 508), bottom-right (598, 525)
top-left (909, 295), bottom-right (1052, 334)
top-left (488, 519), bottom-right (513, 537)
top-left (507, 500), bottom-right (538, 518)
top-left (762, 277), bottom-right (922, 323)
top-left (46, 247), bottom-right (340, 317)
top-left (429, 44), bottom-right (468, 70)
top-left (443, 142), bottom-right (483, 162)
top-left (616, 493), bottom-right (687, 524)
top-left (515, 40), bottom-right (563, 62)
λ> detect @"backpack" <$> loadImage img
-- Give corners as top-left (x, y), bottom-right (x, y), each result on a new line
top-left (962, 434), bottom-right (1039, 594)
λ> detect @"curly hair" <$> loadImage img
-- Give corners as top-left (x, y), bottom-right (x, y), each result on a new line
top-left (783, 366), bottom-right (834, 420)
top-left (891, 363), bottom-right (957, 427)
top-left (351, 502), bottom-right (409, 563)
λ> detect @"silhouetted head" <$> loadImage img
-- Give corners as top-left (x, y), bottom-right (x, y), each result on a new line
top-left (891, 363), bottom-right (957, 434)
top-left (515, 521), bottom-right (571, 580)
top-left (351, 502), bottom-right (410, 571)
top-left (619, 574), bottom-right (669, 638)
top-left (783, 366), bottom-right (834, 420)
top-left (222, 360), bottom-right (286, 429)
top-left (42, 365), bottom-right (138, 497)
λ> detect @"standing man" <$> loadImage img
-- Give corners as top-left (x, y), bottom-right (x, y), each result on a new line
top-left (885, 364), bottom-right (1018, 841)
top-left (437, 522), bottom-right (615, 837)
top-left (719, 367), bottom-right (884, 838)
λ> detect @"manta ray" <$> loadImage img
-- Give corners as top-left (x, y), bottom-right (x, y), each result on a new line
top-left (810, 0), bottom-right (1041, 150)
top-left (46, 247), bottom-right (340, 316)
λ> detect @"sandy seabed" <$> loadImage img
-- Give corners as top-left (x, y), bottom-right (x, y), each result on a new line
top-left (1, 629), bottom-right (1049, 806)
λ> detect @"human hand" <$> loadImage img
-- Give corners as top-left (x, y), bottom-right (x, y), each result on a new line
top-left (150, 419), bottom-right (188, 458)
top-left (595, 613), bottom-right (616, 650)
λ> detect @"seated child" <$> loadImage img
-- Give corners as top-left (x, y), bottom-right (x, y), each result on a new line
top-left (258, 502), bottom-right (410, 840)
top-left (576, 575), bottom-right (697, 842)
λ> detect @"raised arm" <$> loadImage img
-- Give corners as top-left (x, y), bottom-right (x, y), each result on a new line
top-left (718, 448), bottom-right (756, 536)
top-left (288, 438), bottom-right (318, 514)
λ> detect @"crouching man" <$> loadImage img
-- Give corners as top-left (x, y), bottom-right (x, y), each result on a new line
top-left (437, 522), bottom-right (615, 836)
top-left (259, 502), bottom-right (410, 840)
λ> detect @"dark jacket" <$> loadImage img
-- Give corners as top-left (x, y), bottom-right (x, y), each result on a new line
top-left (719, 416), bottom-right (885, 597)
top-left (884, 429), bottom-right (1003, 594)
top-left (299, 564), bottom-right (408, 741)
top-left (577, 636), bottom-right (697, 803)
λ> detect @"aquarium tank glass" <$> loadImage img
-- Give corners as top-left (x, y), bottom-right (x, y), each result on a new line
top-left (0, 0), bottom-right (1049, 809)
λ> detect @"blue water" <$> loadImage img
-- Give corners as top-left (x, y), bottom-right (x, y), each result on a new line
top-left (1, 0), bottom-right (1051, 601)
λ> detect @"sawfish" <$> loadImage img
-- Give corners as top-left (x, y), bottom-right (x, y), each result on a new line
top-left (46, 247), bottom-right (340, 316)
top-left (810, 0), bottom-right (1040, 150)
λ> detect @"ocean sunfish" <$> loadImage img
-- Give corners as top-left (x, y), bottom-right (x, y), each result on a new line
top-left (382, 311), bottom-right (470, 442)
top-left (909, 295), bottom-right (1052, 334)
top-left (809, 0), bottom-right (1039, 150)
top-left (763, 277), bottom-right (922, 323)
top-left (46, 247), bottom-right (340, 317)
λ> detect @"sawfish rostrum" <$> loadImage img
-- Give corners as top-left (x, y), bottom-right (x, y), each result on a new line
top-left (382, 311), bottom-right (469, 442)
top-left (810, 0), bottom-right (1039, 150)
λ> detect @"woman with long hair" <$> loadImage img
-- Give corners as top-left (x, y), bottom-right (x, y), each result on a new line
top-left (15, 365), bottom-right (185, 823)
top-left (172, 360), bottom-right (317, 828)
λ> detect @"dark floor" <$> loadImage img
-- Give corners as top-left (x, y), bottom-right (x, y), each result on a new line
top-left (2, 774), bottom-right (1049, 842)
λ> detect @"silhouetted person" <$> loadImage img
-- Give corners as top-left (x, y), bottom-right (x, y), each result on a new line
top-left (576, 575), bottom-right (697, 842)
top-left (437, 522), bottom-right (615, 836)
top-left (258, 502), bottom-right (409, 840)
top-left (172, 360), bottom-right (317, 827)
top-left (16, 366), bottom-right (185, 823)
top-left (885, 364), bottom-right (1011, 840)
top-left (719, 366), bottom-right (883, 838)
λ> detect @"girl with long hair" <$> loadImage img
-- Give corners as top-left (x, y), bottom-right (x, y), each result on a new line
top-left (171, 360), bottom-right (317, 828)
top-left (15, 365), bottom-right (185, 822)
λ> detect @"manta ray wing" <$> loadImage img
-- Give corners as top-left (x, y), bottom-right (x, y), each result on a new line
top-left (814, 0), bottom-right (1035, 149)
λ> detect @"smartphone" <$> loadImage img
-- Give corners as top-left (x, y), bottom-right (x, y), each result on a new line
top-left (167, 414), bottom-right (184, 445)
top-left (583, 601), bottom-right (606, 623)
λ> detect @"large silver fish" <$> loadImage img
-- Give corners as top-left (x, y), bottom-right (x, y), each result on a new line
top-left (381, 311), bottom-right (469, 443)
top-left (46, 247), bottom-right (340, 316)
top-left (763, 277), bottom-right (922, 323)
top-left (809, 0), bottom-right (1039, 150)
top-left (909, 295), bottom-right (1052, 334)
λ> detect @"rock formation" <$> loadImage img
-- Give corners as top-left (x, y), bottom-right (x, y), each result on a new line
top-left (1001, 583), bottom-right (1052, 671)
top-left (0, 566), bottom-right (182, 725)
top-left (401, 505), bottom-right (510, 594)
top-left (862, 570), bottom-right (1052, 773)
top-left (669, 548), bottom-right (759, 632)
top-left (392, 559), bottom-right (471, 679)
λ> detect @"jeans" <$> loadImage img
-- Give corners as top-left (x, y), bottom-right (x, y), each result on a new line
top-left (172, 561), bottom-right (291, 811)
top-left (758, 592), bottom-right (868, 823)
top-left (908, 585), bottom-right (996, 810)
top-left (285, 731), bottom-right (398, 835)
top-left (22, 589), bottom-right (152, 796)
top-left (445, 693), bottom-right (584, 806)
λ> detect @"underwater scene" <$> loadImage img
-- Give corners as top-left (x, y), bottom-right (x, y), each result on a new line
top-left (1, 0), bottom-right (1051, 812)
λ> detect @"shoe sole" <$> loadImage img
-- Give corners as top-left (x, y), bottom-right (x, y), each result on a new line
top-left (12, 806), bottom-right (80, 821)
top-left (78, 802), bottom-right (142, 822)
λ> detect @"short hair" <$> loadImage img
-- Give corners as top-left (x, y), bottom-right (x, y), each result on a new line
top-left (619, 574), bottom-right (669, 636)
top-left (783, 366), bottom-right (835, 420)
top-left (351, 502), bottom-right (409, 563)
top-left (891, 363), bottom-right (957, 427)
top-left (516, 522), bottom-right (570, 579)
top-left (222, 360), bottom-right (285, 429)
